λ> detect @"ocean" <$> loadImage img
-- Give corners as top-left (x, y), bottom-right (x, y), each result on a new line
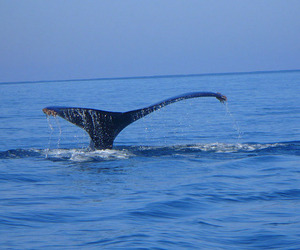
top-left (1, 71), bottom-right (300, 249)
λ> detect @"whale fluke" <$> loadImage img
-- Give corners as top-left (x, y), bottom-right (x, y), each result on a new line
top-left (43, 92), bottom-right (227, 149)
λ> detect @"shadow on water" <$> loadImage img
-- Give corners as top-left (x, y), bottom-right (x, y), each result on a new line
top-left (1, 141), bottom-right (299, 163)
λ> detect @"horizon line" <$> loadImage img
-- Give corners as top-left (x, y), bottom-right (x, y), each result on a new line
top-left (0, 69), bottom-right (299, 85)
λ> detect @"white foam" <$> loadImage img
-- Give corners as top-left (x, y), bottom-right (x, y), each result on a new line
top-left (42, 148), bottom-right (133, 162)
top-left (188, 142), bottom-right (284, 153)
top-left (37, 142), bottom-right (287, 162)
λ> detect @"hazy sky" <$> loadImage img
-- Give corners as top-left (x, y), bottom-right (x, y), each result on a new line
top-left (1, 0), bottom-right (300, 82)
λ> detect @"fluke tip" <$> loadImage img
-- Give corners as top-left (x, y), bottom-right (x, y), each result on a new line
top-left (216, 93), bottom-right (227, 103)
top-left (42, 108), bottom-right (57, 116)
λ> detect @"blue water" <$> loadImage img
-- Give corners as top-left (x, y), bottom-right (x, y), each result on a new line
top-left (1, 71), bottom-right (300, 249)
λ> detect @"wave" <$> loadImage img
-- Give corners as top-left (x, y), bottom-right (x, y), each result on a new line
top-left (0, 148), bottom-right (133, 162)
top-left (1, 141), bottom-right (299, 162)
top-left (127, 141), bottom-right (300, 157)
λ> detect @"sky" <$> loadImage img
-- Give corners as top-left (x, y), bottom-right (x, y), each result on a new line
top-left (1, 0), bottom-right (300, 83)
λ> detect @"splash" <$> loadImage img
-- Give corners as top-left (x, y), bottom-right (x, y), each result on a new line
top-left (187, 142), bottom-right (285, 153)
top-left (43, 148), bottom-right (133, 162)
top-left (1, 141), bottom-right (297, 161)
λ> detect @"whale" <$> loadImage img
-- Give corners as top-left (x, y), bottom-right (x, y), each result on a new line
top-left (43, 92), bottom-right (227, 149)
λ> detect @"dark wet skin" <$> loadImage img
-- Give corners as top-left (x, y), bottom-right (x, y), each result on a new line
top-left (43, 92), bottom-right (227, 149)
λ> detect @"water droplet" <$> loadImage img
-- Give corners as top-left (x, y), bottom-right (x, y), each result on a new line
top-left (224, 102), bottom-right (243, 140)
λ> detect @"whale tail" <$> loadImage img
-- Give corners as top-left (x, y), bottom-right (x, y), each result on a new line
top-left (42, 107), bottom-right (133, 149)
top-left (43, 92), bottom-right (227, 149)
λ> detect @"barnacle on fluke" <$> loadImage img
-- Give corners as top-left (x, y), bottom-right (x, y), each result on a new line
top-left (42, 108), bottom-right (58, 117)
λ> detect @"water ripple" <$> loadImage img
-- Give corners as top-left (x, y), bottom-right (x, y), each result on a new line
top-left (1, 141), bottom-right (298, 162)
